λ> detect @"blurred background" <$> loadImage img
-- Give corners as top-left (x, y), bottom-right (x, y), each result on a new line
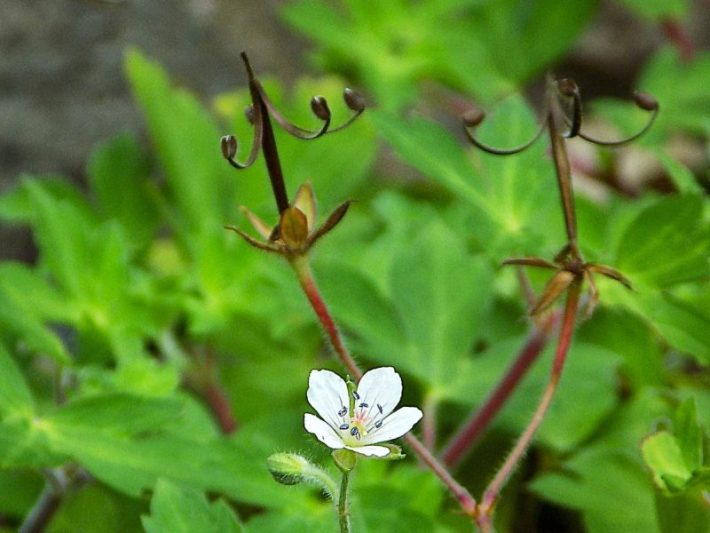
top-left (1, 0), bottom-right (707, 261)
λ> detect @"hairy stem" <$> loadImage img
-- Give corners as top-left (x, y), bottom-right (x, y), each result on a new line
top-left (291, 256), bottom-right (477, 517)
top-left (292, 257), bottom-right (362, 380)
top-left (441, 310), bottom-right (559, 468)
top-left (338, 470), bottom-right (352, 533)
top-left (422, 393), bottom-right (438, 451)
top-left (476, 281), bottom-right (581, 529)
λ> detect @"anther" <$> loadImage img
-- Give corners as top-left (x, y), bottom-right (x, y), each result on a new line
top-left (353, 391), bottom-right (360, 400)
top-left (338, 406), bottom-right (347, 417)
top-left (339, 423), bottom-right (349, 430)
top-left (359, 402), bottom-right (369, 409)
top-left (375, 420), bottom-right (383, 429)
top-left (377, 404), bottom-right (383, 414)
top-left (350, 427), bottom-right (361, 440)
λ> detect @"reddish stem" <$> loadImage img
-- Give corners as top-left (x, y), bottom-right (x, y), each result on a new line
top-left (475, 281), bottom-right (581, 529)
top-left (203, 381), bottom-right (238, 434)
top-left (660, 18), bottom-right (694, 62)
top-left (291, 256), bottom-right (476, 517)
top-left (441, 310), bottom-right (559, 468)
top-left (293, 258), bottom-right (362, 380)
top-left (422, 394), bottom-right (438, 451)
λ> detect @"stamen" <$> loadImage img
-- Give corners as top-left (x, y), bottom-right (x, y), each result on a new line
top-left (350, 427), bottom-right (361, 440)
top-left (377, 403), bottom-right (383, 414)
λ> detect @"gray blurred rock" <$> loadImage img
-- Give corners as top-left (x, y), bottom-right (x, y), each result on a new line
top-left (0, 0), bottom-right (307, 260)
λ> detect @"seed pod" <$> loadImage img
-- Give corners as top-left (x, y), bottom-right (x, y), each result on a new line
top-left (557, 78), bottom-right (578, 97)
top-left (633, 91), bottom-right (658, 111)
top-left (462, 108), bottom-right (485, 127)
top-left (343, 88), bottom-right (366, 112)
top-left (220, 135), bottom-right (237, 160)
top-left (244, 104), bottom-right (255, 124)
top-left (310, 95), bottom-right (331, 120)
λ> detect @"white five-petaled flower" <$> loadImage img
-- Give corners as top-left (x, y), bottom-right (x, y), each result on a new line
top-left (304, 367), bottom-right (423, 457)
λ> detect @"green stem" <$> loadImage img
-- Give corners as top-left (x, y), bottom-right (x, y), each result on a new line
top-left (338, 470), bottom-right (351, 533)
top-left (475, 281), bottom-right (581, 529)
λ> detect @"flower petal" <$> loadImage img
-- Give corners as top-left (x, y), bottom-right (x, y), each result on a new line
top-left (345, 445), bottom-right (390, 457)
top-left (239, 205), bottom-right (273, 240)
top-left (306, 369), bottom-right (349, 431)
top-left (304, 413), bottom-right (344, 450)
top-left (292, 182), bottom-right (317, 232)
top-left (355, 367), bottom-right (402, 419)
top-left (361, 406), bottom-right (422, 445)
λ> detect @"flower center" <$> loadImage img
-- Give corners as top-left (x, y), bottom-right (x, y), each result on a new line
top-left (337, 400), bottom-right (385, 446)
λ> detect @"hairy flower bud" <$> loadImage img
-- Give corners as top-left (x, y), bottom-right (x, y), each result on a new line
top-left (267, 453), bottom-right (311, 485)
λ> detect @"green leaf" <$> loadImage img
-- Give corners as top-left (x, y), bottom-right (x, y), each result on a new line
top-left (46, 393), bottom-right (185, 436)
top-left (655, 151), bottom-right (704, 194)
top-left (388, 220), bottom-right (493, 397)
top-left (530, 448), bottom-right (660, 533)
top-left (608, 286), bottom-right (710, 363)
top-left (616, 0), bottom-right (688, 21)
top-left (674, 398), bottom-right (703, 472)
top-left (655, 489), bottom-right (710, 533)
top-left (0, 175), bottom-right (96, 225)
top-left (0, 417), bottom-right (64, 469)
top-left (578, 306), bottom-right (664, 388)
top-left (142, 479), bottom-right (243, 533)
top-left (124, 49), bottom-right (237, 236)
top-left (0, 343), bottom-right (34, 416)
top-left (642, 431), bottom-right (693, 492)
top-left (316, 260), bottom-right (407, 363)
top-left (88, 132), bottom-right (161, 250)
top-left (374, 99), bottom-right (560, 260)
top-left (0, 295), bottom-right (70, 364)
top-left (614, 194), bottom-right (709, 287)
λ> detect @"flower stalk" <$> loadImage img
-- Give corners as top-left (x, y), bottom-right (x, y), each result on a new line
top-left (296, 263), bottom-right (477, 516)
top-left (293, 257), bottom-right (362, 380)
top-left (475, 280), bottom-right (581, 531)
top-left (441, 309), bottom-right (559, 468)
top-left (338, 470), bottom-right (352, 533)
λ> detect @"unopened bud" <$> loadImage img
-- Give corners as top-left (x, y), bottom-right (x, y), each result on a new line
top-left (343, 88), bottom-right (366, 112)
top-left (244, 105), bottom-right (255, 124)
top-left (310, 95), bottom-right (331, 121)
top-left (557, 78), bottom-right (578, 97)
top-left (220, 135), bottom-right (237, 160)
top-left (267, 453), bottom-right (310, 485)
top-left (462, 108), bottom-right (485, 127)
top-left (633, 91), bottom-right (658, 111)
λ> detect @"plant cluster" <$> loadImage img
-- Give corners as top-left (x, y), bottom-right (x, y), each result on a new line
top-left (0, 1), bottom-right (708, 532)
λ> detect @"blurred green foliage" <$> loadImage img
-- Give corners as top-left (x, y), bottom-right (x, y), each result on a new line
top-left (0, 1), bottom-right (708, 531)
